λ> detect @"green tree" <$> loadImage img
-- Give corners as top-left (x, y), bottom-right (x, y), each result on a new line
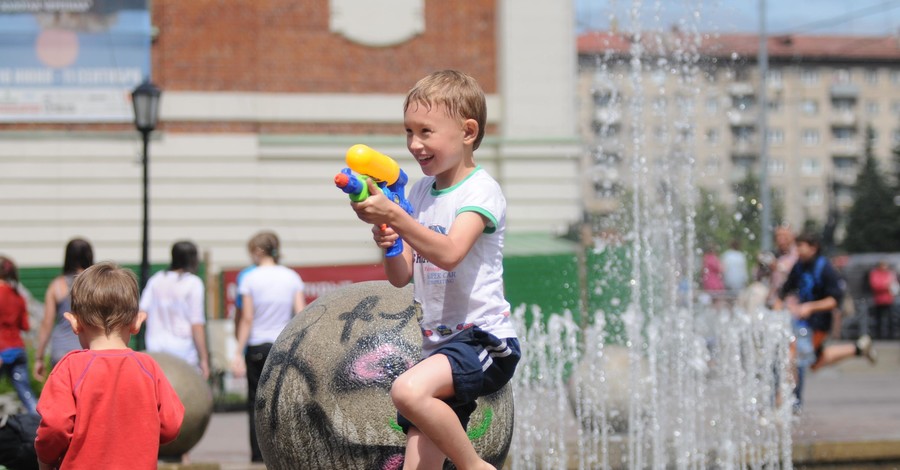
top-left (694, 187), bottom-right (733, 253)
top-left (842, 127), bottom-right (898, 253)
top-left (731, 171), bottom-right (785, 258)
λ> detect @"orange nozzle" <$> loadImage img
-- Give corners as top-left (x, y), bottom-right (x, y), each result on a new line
top-left (334, 172), bottom-right (350, 188)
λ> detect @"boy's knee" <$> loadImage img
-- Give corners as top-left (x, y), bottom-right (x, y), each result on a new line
top-left (390, 378), bottom-right (419, 410)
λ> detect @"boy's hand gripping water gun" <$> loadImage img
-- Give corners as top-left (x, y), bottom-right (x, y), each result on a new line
top-left (335, 144), bottom-right (413, 257)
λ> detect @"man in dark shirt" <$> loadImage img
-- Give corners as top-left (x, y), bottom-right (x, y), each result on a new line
top-left (774, 232), bottom-right (876, 409)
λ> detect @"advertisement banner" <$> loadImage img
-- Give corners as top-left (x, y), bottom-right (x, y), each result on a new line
top-left (0, 0), bottom-right (151, 122)
top-left (221, 263), bottom-right (389, 319)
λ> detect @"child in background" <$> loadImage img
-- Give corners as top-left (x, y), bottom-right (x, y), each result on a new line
top-left (0, 255), bottom-right (39, 415)
top-left (351, 70), bottom-right (520, 470)
top-left (35, 262), bottom-right (184, 470)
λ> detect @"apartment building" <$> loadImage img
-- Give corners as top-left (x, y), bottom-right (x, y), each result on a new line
top-left (578, 31), bottom-right (900, 235)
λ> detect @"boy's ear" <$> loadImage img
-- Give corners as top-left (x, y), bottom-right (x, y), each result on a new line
top-left (131, 311), bottom-right (147, 334)
top-left (63, 312), bottom-right (80, 335)
top-left (462, 118), bottom-right (479, 145)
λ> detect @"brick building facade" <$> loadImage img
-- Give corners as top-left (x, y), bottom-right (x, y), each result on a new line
top-left (1, 0), bottom-right (580, 270)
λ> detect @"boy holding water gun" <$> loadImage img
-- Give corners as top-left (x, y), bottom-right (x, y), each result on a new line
top-left (349, 70), bottom-right (520, 470)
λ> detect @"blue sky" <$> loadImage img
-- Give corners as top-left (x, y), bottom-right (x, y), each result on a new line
top-left (576, 0), bottom-right (900, 36)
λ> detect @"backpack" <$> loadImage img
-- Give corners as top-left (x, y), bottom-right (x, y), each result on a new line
top-left (0, 413), bottom-right (39, 470)
top-left (797, 256), bottom-right (828, 303)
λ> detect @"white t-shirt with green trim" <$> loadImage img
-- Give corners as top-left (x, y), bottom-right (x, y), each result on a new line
top-left (407, 166), bottom-right (517, 355)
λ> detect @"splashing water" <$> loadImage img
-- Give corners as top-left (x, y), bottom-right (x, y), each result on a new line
top-left (507, 1), bottom-right (795, 468)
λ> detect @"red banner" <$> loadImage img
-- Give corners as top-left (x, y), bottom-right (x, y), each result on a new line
top-left (221, 263), bottom-right (387, 319)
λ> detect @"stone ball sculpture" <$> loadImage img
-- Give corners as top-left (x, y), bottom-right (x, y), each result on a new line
top-left (255, 281), bottom-right (514, 470)
top-left (150, 352), bottom-right (214, 458)
top-left (567, 344), bottom-right (646, 434)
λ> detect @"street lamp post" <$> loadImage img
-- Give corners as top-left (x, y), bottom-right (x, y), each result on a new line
top-left (131, 80), bottom-right (161, 292)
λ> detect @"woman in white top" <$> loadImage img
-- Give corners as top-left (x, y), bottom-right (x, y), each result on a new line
top-left (139, 240), bottom-right (210, 379)
top-left (231, 230), bottom-right (305, 462)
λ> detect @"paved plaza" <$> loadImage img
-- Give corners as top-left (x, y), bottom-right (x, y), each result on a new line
top-left (184, 341), bottom-right (900, 469)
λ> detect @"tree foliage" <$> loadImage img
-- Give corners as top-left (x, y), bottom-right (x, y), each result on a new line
top-left (842, 127), bottom-right (900, 253)
top-left (694, 173), bottom-right (783, 260)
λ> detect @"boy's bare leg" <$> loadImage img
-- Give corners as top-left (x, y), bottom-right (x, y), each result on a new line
top-left (403, 427), bottom-right (446, 469)
top-left (392, 354), bottom-right (495, 470)
top-left (812, 343), bottom-right (855, 369)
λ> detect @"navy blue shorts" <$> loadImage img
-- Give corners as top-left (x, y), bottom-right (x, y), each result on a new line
top-left (397, 327), bottom-right (521, 433)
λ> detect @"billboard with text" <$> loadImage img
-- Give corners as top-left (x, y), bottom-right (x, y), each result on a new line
top-left (0, 0), bottom-right (151, 122)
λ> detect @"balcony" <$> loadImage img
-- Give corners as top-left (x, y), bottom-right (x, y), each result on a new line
top-left (727, 109), bottom-right (757, 126)
top-left (829, 111), bottom-right (857, 127)
top-left (593, 107), bottom-right (622, 126)
top-left (731, 138), bottom-right (758, 156)
top-left (832, 171), bottom-right (858, 186)
top-left (728, 82), bottom-right (755, 96)
top-left (830, 139), bottom-right (860, 157)
top-left (830, 83), bottom-right (859, 98)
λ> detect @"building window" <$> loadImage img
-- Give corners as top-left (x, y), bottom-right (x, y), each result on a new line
top-left (801, 99), bottom-right (819, 115)
top-left (676, 95), bottom-right (694, 114)
top-left (831, 97), bottom-right (855, 111)
top-left (891, 69), bottom-right (900, 85)
top-left (892, 100), bottom-right (900, 115)
top-left (801, 158), bottom-right (821, 176)
top-left (704, 157), bottom-right (720, 174)
top-left (706, 96), bottom-right (719, 114)
top-left (767, 69), bottom-right (783, 86)
top-left (800, 68), bottom-right (819, 85)
top-left (706, 128), bottom-right (720, 144)
top-left (654, 125), bottom-right (666, 143)
top-left (833, 127), bottom-right (855, 143)
top-left (593, 90), bottom-right (617, 108)
top-left (833, 68), bottom-right (852, 84)
top-left (894, 130), bottom-right (900, 146)
top-left (732, 95), bottom-right (755, 111)
top-left (652, 69), bottom-right (667, 85)
top-left (652, 96), bottom-right (667, 112)
top-left (733, 125), bottom-right (755, 143)
top-left (768, 158), bottom-right (785, 175)
top-left (767, 98), bottom-right (782, 112)
top-left (802, 129), bottom-right (820, 146)
top-left (804, 187), bottom-right (822, 205)
top-left (864, 68), bottom-right (878, 84)
top-left (767, 128), bottom-right (784, 145)
top-left (866, 100), bottom-right (879, 116)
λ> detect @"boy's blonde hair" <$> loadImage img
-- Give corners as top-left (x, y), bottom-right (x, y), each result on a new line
top-left (404, 70), bottom-right (487, 150)
top-left (70, 261), bottom-right (140, 336)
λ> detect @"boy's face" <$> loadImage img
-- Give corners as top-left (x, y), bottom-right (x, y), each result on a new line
top-left (796, 241), bottom-right (816, 262)
top-left (404, 102), bottom-right (476, 189)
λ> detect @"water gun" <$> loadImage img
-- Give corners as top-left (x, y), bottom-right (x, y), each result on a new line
top-left (335, 144), bottom-right (413, 257)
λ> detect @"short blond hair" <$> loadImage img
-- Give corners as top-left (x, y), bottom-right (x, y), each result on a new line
top-left (404, 70), bottom-right (487, 150)
top-left (70, 262), bottom-right (140, 336)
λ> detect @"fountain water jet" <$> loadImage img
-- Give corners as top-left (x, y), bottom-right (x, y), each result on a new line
top-left (508, 1), bottom-right (795, 468)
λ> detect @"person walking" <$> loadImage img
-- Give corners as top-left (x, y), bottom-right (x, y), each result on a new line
top-left (867, 260), bottom-right (898, 339)
top-left (231, 231), bottom-right (305, 463)
top-left (33, 238), bottom-right (93, 381)
top-left (139, 240), bottom-right (210, 379)
top-left (0, 256), bottom-right (39, 415)
top-left (721, 239), bottom-right (748, 298)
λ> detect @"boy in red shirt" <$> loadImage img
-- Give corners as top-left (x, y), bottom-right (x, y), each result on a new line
top-left (35, 262), bottom-right (184, 470)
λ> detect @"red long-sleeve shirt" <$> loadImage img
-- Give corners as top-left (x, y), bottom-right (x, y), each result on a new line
top-left (35, 349), bottom-right (184, 469)
top-left (0, 284), bottom-right (28, 351)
